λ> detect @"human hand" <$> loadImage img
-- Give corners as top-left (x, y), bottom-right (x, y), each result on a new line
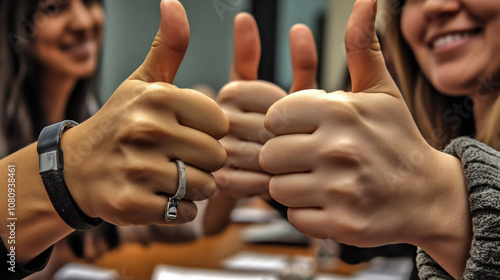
top-left (214, 13), bottom-right (318, 200)
top-left (62, 0), bottom-right (229, 226)
top-left (260, 0), bottom-right (470, 260)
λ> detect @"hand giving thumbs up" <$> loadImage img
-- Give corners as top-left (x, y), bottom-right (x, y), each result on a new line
top-left (260, 2), bottom-right (469, 270)
top-left (213, 13), bottom-right (319, 201)
top-left (201, 13), bottom-right (319, 235)
top-left (62, 0), bottom-right (229, 226)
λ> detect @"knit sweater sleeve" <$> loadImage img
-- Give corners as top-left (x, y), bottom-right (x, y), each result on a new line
top-left (416, 137), bottom-right (500, 280)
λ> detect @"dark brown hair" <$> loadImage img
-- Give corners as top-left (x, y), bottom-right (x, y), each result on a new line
top-left (0, 0), bottom-right (100, 157)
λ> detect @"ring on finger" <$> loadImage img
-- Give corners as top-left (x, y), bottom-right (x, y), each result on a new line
top-left (165, 159), bottom-right (186, 222)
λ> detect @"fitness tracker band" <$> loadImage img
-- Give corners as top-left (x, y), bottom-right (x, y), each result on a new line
top-left (37, 120), bottom-right (102, 230)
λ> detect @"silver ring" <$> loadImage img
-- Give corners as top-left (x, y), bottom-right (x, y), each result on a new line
top-left (173, 159), bottom-right (186, 200)
top-left (165, 159), bottom-right (186, 222)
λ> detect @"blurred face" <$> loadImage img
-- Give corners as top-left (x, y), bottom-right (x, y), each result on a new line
top-left (401, 0), bottom-right (500, 96)
top-left (31, 0), bottom-right (104, 79)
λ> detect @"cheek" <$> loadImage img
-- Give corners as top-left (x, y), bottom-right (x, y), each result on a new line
top-left (400, 9), bottom-right (421, 49)
top-left (32, 25), bottom-right (62, 54)
top-left (462, 0), bottom-right (500, 18)
top-left (32, 38), bottom-right (52, 61)
top-left (399, 8), bottom-right (433, 74)
top-left (91, 7), bottom-right (105, 31)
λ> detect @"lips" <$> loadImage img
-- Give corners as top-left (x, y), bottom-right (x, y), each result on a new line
top-left (428, 28), bottom-right (482, 50)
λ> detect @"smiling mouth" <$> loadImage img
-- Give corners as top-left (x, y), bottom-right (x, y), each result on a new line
top-left (59, 38), bottom-right (98, 60)
top-left (429, 28), bottom-right (482, 49)
top-left (61, 39), bottom-right (93, 51)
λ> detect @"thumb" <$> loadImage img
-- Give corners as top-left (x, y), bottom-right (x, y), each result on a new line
top-left (345, 0), bottom-right (399, 96)
top-left (129, 0), bottom-right (189, 84)
top-left (289, 24), bottom-right (318, 93)
top-left (229, 12), bottom-right (261, 81)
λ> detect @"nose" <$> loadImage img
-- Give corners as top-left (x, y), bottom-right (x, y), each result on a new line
top-left (68, 0), bottom-right (95, 32)
top-left (422, 0), bottom-right (461, 21)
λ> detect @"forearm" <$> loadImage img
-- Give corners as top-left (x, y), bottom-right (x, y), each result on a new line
top-left (0, 143), bottom-right (74, 265)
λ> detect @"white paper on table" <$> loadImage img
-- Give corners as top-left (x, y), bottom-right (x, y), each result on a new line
top-left (222, 251), bottom-right (413, 280)
top-left (53, 263), bottom-right (119, 280)
top-left (152, 256), bottom-right (413, 280)
top-left (151, 264), bottom-right (276, 280)
top-left (230, 207), bottom-right (281, 223)
top-left (151, 265), bottom-right (364, 280)
top-left (222, 251), bottom-right (289, 272)
top-left (351, 257), bottom-right (414, 280)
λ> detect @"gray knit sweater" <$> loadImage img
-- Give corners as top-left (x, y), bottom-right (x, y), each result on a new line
top-left (417, 137), bottom-right (500, 280)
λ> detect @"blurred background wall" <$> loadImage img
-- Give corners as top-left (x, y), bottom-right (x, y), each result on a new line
top-left (99, 0), bottom-right (361, 104)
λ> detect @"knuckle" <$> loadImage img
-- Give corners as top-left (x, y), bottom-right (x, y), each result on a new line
top-left (136, 82), bottom-right (178, 107)
top-left (319, 138), bottom-right (362, 166)
top-left (216, 81), bottom-right (244, 104)
top-left (115, 116), bottom-right (165, 146)
top-left (113, 80), bottom-right (147, 101)
top-left (342, 220), bottom-right (369, 244)
top-left (325, 180), bottom-right (363, 204)
top-left (121, 160), bottom-right (158, 185)
top-left (323, 94), bottom-right (362, 122)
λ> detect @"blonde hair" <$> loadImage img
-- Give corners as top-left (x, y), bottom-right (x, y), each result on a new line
top-left (384, 0), bottom-right (500, 150)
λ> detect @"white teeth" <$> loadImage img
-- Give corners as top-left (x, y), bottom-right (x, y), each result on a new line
top-left (69, 40), bottom-right (90, 51)
top-left (432, 32), bottom-right (475, 48)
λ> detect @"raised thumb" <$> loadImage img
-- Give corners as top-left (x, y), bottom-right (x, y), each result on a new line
top-left (345, 0), bottom-right (399, 96)
top-left (129, 0), bottom-right (189, 84)
top-left (289, 24), bottom-right (318, 93)
top-left (229, 12), bottom-right (261, 82)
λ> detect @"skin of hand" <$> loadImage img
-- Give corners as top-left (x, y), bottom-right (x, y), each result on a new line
top-left (0, 0), bottom-right (228, 265)
top-left (203, 12), bottom-right (318, 235)
top-left (260, 0), bottom-right (471, 278)
top-left (61, 0), bottom-right (228, 226)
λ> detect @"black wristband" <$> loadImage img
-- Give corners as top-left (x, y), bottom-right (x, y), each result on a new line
top-left (37, 120), bottom-right (102, 230)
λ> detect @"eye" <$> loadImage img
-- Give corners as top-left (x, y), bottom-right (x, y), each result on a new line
top-left (40, 3), bottom-right (59, 15)
top-left (83, 0), bottom-right (104, 6)
top-left (38, 0), bottom-right (70, 15)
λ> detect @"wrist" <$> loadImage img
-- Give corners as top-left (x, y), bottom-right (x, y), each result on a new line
top-left (38, 121), bottom-right (102, 229)
top-left (416, 151), bottom-right (471, 278)
top-left (60, 125), bottom-right (99, 219)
